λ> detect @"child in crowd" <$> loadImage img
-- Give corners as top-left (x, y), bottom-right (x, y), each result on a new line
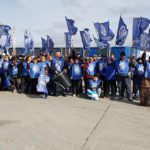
top-left (71, 58), bottom-right (82, 97)
top-left (29, 57), bottom-right (40, 94)
top-left (37, 67), bottom-right (50, 99)
top-left (10, 57), bottom-right (20, 92)
top-left (87, 74), bottom-right (101, 101)
top-left (1, 55), bottom-right (13, 91)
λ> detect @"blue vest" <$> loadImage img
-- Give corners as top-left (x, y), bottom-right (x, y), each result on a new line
top-left (135, 63), bottom-right (145, 77)
top-left (88, 79), bottom-right (101, 90)
top-left (22, 62), bottom-right (29, 76)
top-left (104, 63), bottom-right (116, 80)
top-left (10, 65), bottom-right (18, 76)
top-left (72, 64), bottom-right (82, 80)
top-left (86, 62), bottom-right (96, 76)
top-left (52, 57), bottom-right (64, 73)
top-left (98, 59), bottom-right (107, 75)
top-left (117, 59), bottom-right (129, 76)
top-left (30, 63), bottom-right (40, 78)
top-left (2, 61), bottom-right (10, 71)
top-left (145, 62), bottom-right (150, 78)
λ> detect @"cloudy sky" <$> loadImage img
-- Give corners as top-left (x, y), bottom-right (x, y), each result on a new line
top-left (0, 0), bottom-right (150, 47)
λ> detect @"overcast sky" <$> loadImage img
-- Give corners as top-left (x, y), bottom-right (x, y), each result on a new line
top-left (0, 0), bottom-right (150, 47)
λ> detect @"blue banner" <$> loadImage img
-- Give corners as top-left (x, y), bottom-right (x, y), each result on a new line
top-left (80, 28), bottom-right (92, 51)
top-left (94, 21), bottom-right (114, 41)
top-left (65, 32), bottom-right (71, 49)
top-left (116, 16), bottom-right (128, 46)
top-left (65, 17), bottom-right (78, 36)
top-left (0, 25), bottom-right (11, 36)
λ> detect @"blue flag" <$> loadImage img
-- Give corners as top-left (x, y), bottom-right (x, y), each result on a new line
top-left (80, 28), bottom-right (92, 51)
top-left (116, 16), bottom-right (128, 46)
top-left (47, 35), bottom-right (54, 50)
top-left (94, 37), bottom-right (109, 49)
top-left (133, 17), bottom-right (150, 41)
top-left (4, 35), bottom-right (12, 49)
top-left (133, 32), bottom-right (150, 50)
top-left (0, 25), bottom-right (11, 36)
top-left (94, 21), bottom-right (114, 41)
top-left (24, 30), bottom-right (34, 52)
top-left (65, 17), bottom-right (78, 36)
top-left (65, 32), bottom-right (71, 49)
top-left (41, 37), bottom-right (47, 50)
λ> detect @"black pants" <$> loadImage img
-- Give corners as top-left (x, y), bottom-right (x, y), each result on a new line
top-left (117, 75), bottom-right (132, 99)
top-left (30, 78), bottom-right (38, 94)
top-left (12, 77), bottom-right (21, 91)
top-left (104, 80), bottom-right (116, 97)
top-left (23, 76), bottom-right (31, 93)
top-left (72, 79), bottom-right (82, 95)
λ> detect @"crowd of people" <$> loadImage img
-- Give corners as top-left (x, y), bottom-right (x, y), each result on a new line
top-left (0, 49), bottom-right (149, 106)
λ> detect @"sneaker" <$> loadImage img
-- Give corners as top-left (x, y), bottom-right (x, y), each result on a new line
top-left (73, 94), bottom-right (76, 97)
top-left (128, 98), bottom-right (133, 101)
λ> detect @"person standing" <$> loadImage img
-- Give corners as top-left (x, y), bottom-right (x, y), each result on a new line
top-left (116, 52), bottom-right (132, 101)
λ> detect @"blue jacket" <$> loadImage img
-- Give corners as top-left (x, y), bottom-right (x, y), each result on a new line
top-left (86, 62), bottom-right (96, 76)
top-left (71, 63), bottom-right (82, 80)
top-left (145, 62), bottom-right (150, 79)
top-left (30, 63), bottom-right (40, 78)
top-left (10, 64), bottom-right (18, 77)
top-left (135, 63), bottom-right (145, 78)
top-left (117, 58), bottom-right (129, 76)
top-left (52, 57), bottom-right (64, 73)
top-left (88, 79), bottom-right (101, 90)
top-left (104, 62), bottom-right (116, 80)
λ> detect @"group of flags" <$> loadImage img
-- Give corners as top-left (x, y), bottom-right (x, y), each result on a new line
top-left (41, 35), bottom-right (54, 51)
top-left (1, 16), bottom-right (150, 55)
top-left (64, 16), bottom-right (129, 51)
top-left (65, 16), bottom-right (150, 51)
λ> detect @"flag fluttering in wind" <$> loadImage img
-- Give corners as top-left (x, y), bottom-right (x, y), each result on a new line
top-left (4, 35), bottom-right (12, 50)
top-left (64, 32), bottom-right (71, 49)
top-left (116, 16), bottom-right (128, 46)
top-left (133, 32), bottom-right (150, 50)
top-left (94, 37), bottom-right (109, 49)
top-left (41, 37), bottom-right (47, 50)
top-left (24, 30), bottom-right (34, 53)
top-left (47, 35), bottom-right (54, 50)
top-left (80, 28), bottom-right (92, 51)
top-left (65, 17), bottom-right (78, 36)
top-left (132, 17), bottom-right (150, 50)
top-left (133, 17), bottom-right (150, 41)
top-left (94, 21), bottom-right (114, 41)
top-left (0, 25), bottom-right (11, 36)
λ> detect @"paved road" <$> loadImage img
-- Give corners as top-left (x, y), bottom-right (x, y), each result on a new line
top-left (0, 92), bottom-right (150, 150)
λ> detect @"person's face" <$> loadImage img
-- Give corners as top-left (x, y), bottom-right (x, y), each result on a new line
top-left (56, 52), bottom-right (61, 58)
top-left (45, 69), bottom-right (49, 75)
top-left (77, 53), bottom-right (80, 57)
top-left (93, 56), bottom-right (97, 60)
top-left (4, 56), bottom-right (9, 61)
top-left (121, 55), bottom-right (125, 60)
top-left (93, 76), bottom-right (98, 80)
top-left (40, 56), bottom-right (46, 62)
top-left (89, 58), bottom-right (93, 63)
top-left (27, 56), bottom-right (32, 62)
top-left (111, 54), bottom-right (115, 59)
top-left (75, 59), bottom-right (79, 64)
top-left (70, 59), bottom-right (74, 64)
top-left (33, 59), bottom-right (38, 64)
